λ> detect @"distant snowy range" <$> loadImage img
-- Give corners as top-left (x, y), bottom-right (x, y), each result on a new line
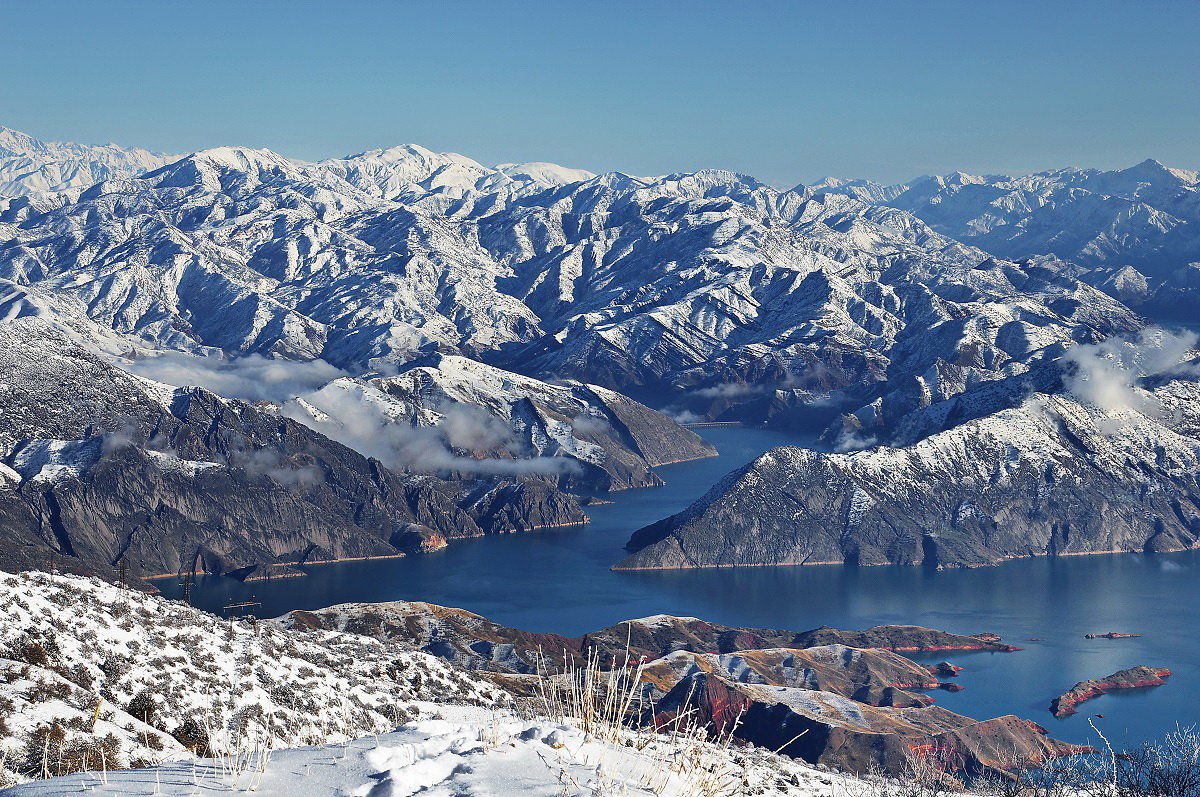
top-left (1, 124), bottom-right (1200, 791)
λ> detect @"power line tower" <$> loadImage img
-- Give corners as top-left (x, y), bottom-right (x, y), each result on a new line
top-left (179, 570), bottom-right (194, 605)
top-left (117, 560), bottom-right (128, 588)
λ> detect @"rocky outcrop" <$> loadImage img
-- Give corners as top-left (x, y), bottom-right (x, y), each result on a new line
top-left (640, 646), bottom-right (943, 709)
top-left (618, 380), bottom-right (1200, 570)
top-left (277, 606), bottom-right (1018, 676)
top-left (278, 602), bottom-right (1072, 777)
top-left (929, 662), bottom-right (964, 677)
top-left (1050, 666), bottom-right (1172, 717)
top-left (789, 626), bottom-right (1020, 653)
top-left (639, 651), bottom-right (1088, 777)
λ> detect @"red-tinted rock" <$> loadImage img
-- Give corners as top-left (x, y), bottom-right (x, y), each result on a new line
top-left (1050, 666), bottom-right (1172, 717)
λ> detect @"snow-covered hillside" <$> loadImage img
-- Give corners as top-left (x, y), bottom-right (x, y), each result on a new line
top-left (0, 569), bottom-right (503, 788)
top-left (620, 371), bottom-right (1200, 570)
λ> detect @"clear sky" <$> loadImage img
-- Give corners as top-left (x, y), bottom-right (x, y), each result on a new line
top-left (3, 0), bottom-right (1197, 185)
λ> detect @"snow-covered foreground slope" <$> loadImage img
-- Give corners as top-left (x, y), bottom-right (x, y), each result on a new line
top-left (0, 568), bottom-right (853, 795)
top-left (0, 569), bottom-right (503, 788)
top-left (4, 704), bottom-right (840, 796)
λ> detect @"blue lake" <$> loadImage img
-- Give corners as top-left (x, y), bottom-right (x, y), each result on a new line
top-left (164, 427), bottom-right (1200, 751)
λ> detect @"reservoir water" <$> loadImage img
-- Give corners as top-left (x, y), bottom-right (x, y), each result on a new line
top-left (162, 427), bottom-right (1200, 751)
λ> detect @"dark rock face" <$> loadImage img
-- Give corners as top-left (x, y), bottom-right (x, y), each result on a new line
top-left (617, 384), bottom-right (1200, 571)
top-left (1050, 666), bottom-right (1172, 717)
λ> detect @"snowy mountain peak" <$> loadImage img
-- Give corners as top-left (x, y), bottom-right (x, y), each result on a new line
top-left (1121, 157), bottom-right (1199, 185)
top-left (340, 142), bottom-right (481, 167)
top-left (494, 160), bottom-right (596, 186)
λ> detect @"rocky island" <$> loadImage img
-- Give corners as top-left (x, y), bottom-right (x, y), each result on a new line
top-left (1050, 666), bottom-right (1173, 717)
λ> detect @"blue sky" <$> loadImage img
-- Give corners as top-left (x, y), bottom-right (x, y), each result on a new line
top-left (3, 0), bottom-right (1197, 184)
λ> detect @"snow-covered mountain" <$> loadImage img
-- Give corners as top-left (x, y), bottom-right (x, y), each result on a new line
top-left (619, 368), bottom-right (1200, 570)
top-left (813, 160), bottom-right (1200, 315)
top-left (2, 124), bottom-right (1194, 581)
top-left (0, 319), bottom-right (596, 582)
top-left (0, 126), bottom-right (176, 200)
top-left (0, 126), bottom-right (1141, 431)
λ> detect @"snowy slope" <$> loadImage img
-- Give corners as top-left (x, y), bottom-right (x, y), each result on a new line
top-left (0, 569), bottom-right (503, 788)
top-left (4, 704), bottom-right (840, 796)
top-left (0, 568), bottom-right (845, 796)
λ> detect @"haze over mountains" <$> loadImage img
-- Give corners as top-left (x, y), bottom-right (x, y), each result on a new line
top-left (0, 124), bottom-right (1197, 579)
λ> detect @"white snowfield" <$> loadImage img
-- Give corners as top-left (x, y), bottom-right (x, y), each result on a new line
top-left (4, 705), bottom-right (842, 797)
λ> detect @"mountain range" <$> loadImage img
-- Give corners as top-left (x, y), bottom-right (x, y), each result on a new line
top-left (0, 124), bottom-right (1197, 579)
top-left (814, 160), bottom-right (1200, 318)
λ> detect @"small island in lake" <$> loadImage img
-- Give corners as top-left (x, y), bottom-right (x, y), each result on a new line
top-left (1050, 666), bottom-right (1172, 718)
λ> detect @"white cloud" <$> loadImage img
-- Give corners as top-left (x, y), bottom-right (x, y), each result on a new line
top-left (121, 352), bottom-right (581, 478)
top-left (1063, 327), bottom-right (1199, 418)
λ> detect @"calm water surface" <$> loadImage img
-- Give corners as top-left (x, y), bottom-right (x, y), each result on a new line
top-left (162, 428), bottom-right (1200, 750)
